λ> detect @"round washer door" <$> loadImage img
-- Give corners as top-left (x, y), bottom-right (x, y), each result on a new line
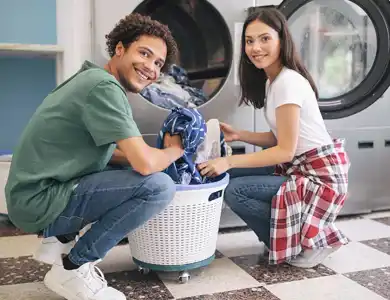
top-left (254, 0), bottom-right (390, 119)
top-left (93, 0), bottom-right (253, 139)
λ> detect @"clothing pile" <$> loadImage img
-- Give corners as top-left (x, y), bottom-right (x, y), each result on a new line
top-left (157, 107), bottom-right (231, 185)
top-left (141, 65), bottom-right (208, 109)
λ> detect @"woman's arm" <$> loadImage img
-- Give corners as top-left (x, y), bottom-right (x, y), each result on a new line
top-left (219, 122), bottom-right (277, 147)
top-left (198, 104), bottom-right (300, 177)
top-left (229, 104), bottom-right (300, 168)
top-left (237, 130), bottom-right (277, 148)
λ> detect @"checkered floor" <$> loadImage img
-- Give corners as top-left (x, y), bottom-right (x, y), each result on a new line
top-left (0, 211), bottom-right (389, 300)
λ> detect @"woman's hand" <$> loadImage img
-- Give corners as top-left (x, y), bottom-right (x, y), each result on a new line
top-left (198, 157), bottom-right (230, 177)
top-left (220, 122), bottom-right (240, 142)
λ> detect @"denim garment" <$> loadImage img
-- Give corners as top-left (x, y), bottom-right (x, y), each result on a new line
top-left (224, 167), bottom-right (287, 248)
top-left (43, 166), bottom-right (175, 265)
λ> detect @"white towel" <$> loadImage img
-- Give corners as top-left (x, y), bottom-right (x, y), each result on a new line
top-left (194, 119), bottom-right (222, 164)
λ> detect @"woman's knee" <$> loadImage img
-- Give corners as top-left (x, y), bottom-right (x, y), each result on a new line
top-left (223, 178), bottom-right (245, 209)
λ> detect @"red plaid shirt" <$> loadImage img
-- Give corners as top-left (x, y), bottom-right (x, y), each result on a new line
top-left (269, 138), bottom-right (350, 265)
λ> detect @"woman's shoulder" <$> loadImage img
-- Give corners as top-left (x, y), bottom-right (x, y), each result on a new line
top-left (279, 67), bottom-right (309, 85)
top-left (274, 67), bottom-right (313, 93)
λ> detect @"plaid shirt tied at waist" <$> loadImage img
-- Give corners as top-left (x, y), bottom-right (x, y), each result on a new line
top-left (269, 138), bottom-right (351, 265)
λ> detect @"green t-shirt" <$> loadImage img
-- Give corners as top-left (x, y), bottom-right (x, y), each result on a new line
top-left (5, 61), bottom-right (141, 233)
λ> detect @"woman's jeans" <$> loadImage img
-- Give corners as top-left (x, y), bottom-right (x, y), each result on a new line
top-left (43, 166), bottom-right (176, 266)
top-left (225, 167), bottom-right (287, 248)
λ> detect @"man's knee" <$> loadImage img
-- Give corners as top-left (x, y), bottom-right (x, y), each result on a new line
top-left (143, 172), bottom-right (176, 204)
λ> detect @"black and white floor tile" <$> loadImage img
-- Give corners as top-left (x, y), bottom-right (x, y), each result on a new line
top-left (0, 211), bottom-right (389, 299)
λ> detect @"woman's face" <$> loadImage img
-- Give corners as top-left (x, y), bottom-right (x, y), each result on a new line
top-left (244, 19), bottom-right (281, 70)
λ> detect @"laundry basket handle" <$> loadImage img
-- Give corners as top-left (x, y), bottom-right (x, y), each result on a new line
top-left (208, 190), bottom-right (223, 202)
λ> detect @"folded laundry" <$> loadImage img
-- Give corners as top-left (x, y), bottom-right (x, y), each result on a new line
top-left (141, 64), bottom-right (208, 109)
top-left (157, 108), bottom-right (230, 185)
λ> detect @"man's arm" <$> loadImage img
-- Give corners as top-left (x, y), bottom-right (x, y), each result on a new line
top-left (116, 135), bottom-right (184, 176)
top-left (81, 80), bottom-right (183, 174)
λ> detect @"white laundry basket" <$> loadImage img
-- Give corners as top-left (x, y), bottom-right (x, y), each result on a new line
top-left (127, 173), bottom-right (229, 283)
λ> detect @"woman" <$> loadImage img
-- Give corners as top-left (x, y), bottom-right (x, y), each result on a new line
top-left (198, 8), bottom-right (350, 268)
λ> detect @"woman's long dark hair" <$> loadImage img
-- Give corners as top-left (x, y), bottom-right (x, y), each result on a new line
top-left (239, 8), bottom-right (319, 109)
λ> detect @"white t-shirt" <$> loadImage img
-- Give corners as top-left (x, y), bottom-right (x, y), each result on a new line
top-left (264, 67), bottom-right (332, 156)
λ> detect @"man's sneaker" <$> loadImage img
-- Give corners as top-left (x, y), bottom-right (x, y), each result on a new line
top-left (44, 257), bottom-right (126, 300)
top-left (287, 246), bottom-right (341, 268)
top-left (33, 237), bottom-right (75, 265)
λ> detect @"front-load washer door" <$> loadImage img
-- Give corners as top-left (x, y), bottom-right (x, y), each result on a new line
top-left (250, 0), bottom-right (390, 119)
top-left (92, 0), bottom-right (256, 153)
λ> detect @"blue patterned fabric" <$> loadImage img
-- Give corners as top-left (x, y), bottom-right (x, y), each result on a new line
top-left (157, 107), bottom-right (229, 185)
top-left (157, 107), bottom-right (206, 184)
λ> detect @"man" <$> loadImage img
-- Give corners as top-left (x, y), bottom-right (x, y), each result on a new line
top-left (5, 13), bottom-right (183, 300)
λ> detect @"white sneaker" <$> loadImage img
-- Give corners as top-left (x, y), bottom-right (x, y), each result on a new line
top-left (33, 237), bottom-right (75, 265)
top-left (287, 246), bottom-right (341, 268)
top-left (44, 257), bottom-right (126, 300)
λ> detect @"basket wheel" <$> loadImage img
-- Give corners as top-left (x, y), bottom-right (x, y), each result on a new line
top-left (179, 271), bottom-right (191, 284)
top-left (138, 266), bottom-right (150, 275)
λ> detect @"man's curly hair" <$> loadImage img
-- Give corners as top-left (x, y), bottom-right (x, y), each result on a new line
top-left (105, 13), bottom-right (179, 72)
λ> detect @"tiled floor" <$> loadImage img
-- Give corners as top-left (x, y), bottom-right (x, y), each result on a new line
top-left (0, 212), bottom-right (389, 299)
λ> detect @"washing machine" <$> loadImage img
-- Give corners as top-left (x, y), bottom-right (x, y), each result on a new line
top-left (253, 0), bottom-right (390, 215)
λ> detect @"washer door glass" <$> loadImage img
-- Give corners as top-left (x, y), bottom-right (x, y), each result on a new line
top-left (134, 0), bottom-right (232, 110)
top-left (282, 0), bottom-right (390, 119)
top-left (289, 1), bottom-right (376, 99)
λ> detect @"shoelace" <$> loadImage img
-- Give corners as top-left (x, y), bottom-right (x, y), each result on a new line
top-left (82, 259), bottom-right (107, 290)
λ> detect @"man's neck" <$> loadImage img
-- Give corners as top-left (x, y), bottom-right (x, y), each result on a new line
top-left (104, 60), bottom-right (119, 78)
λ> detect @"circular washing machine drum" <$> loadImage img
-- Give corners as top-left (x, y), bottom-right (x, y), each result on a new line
top-left (93, 0), bottom-right (254, 146)
top-left (250, 0), bottom-right (390, 120)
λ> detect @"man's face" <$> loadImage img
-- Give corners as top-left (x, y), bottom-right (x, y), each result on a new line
top-left (115, 35), bottom-right (167, 93)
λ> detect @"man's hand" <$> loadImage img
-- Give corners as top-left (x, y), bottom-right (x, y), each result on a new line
top-left (164, 133), bottom-right (183, 150)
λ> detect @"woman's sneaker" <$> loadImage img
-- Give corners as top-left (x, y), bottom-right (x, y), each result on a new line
top-left (287, 246), bottom-right (341, 268)
top-left (33, 237), bottom-right (75, 265)
top-left (44, 257), bottom-right (126, 300)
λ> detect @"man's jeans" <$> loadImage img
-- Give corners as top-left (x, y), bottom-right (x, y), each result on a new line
top-left (43, 166), bottom-right (175, 266)
top-left (225, 167), bottom-right (287, 248)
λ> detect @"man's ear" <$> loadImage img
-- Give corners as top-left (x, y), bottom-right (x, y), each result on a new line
top-left (115, 41), bottom-right (125, 56)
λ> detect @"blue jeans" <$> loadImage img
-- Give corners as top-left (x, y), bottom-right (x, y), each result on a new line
top-left (43, 166), bottom-right (175, 266)
top-left (225, 167), bottom-right (287, 248)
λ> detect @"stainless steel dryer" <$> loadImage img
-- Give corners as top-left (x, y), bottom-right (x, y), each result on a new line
top-left (253, 0), bottom-right (390, 216)
top-left (92, 0), bottom-right (258, 228)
